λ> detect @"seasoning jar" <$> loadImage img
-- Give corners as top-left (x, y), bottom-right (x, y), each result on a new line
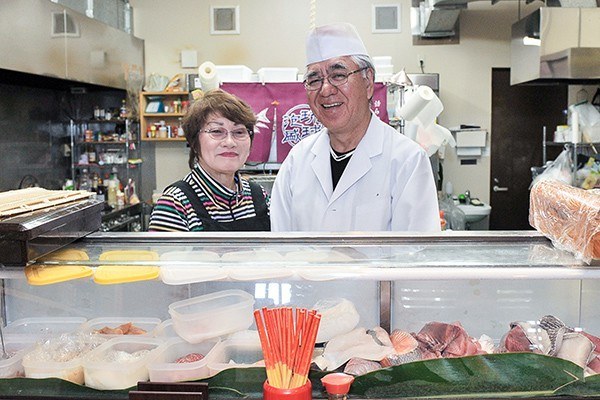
top-left (158, 126), bottom-right (168, 138)
top-left (85, 129), bottom-right (94, 142)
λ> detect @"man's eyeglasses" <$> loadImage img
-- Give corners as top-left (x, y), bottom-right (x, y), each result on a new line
top-left (303, 67), bottom-right (368, 91)
top-left (203, 127), bottom-right (252, 141)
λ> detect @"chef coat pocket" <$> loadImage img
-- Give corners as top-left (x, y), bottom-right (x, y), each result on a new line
top-left (355, 199), bottom-right (390, 230)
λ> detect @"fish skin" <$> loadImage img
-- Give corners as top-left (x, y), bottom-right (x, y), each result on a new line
top-left (380, 349), bottom-right (423, 367)
top-left (344, 357), bottom-right (382, 375)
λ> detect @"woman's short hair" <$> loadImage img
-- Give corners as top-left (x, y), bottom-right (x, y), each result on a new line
top-left (183, 89), bottom-right (256, 169)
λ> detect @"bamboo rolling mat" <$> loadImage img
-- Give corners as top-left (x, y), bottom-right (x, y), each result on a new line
top-left (0, 188), bottom-right (94, 218)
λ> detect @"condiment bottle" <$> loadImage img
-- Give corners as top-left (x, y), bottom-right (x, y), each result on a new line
top-left (119, 99), bottom-right (128, 119)
top-left (321, 373), bottom-right (354, 400)
top-left (107, 180), bottom-right (117, 208)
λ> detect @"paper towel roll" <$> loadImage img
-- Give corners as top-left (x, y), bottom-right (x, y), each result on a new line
top-left (198, 61), bottom-right (220, 91)
top-left (416, 123), bottom-right (455, 157)
top-left (397, 85), bottom-right (442, 128)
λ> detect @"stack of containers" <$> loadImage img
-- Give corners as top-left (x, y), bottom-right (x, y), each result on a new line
top-left (10, 289), bottom-right (260, 388)
top-left (257, 67), bottom-right (300, 83)
top-left (82, 336), bottom-right (163, 390)
top-left (372, 56), bottom-right (394, 82)
top-left (6, 317), bottom-right (87, 381)
top-left (146, 289), bottom-right (258, 383)
top-left (215, 65), bottom-right (254, 82)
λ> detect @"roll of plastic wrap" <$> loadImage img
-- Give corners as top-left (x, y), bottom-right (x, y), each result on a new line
top-left (397, 85), bottom-right (443, 128)
top-left (198, 61), bottom-right (219, 91)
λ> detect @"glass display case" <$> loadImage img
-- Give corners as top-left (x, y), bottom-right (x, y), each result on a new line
top-left (1, 231), bottom-right (599, 399)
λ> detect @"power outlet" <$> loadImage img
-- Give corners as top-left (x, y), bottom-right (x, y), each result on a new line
top-left (417, 54), bottom-right (426, 68)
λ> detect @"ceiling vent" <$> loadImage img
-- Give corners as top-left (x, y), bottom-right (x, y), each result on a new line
top-left (418, 0), bottom-right (466, 37)
top-left (51, 11), bottom-right (80, 37)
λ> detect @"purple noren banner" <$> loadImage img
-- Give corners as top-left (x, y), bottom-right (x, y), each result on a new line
top-left (220, 82), bottom-right (388, 163)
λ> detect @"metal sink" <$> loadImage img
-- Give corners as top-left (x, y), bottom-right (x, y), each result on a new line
top-left (456, 203), bottom-right (492, 223)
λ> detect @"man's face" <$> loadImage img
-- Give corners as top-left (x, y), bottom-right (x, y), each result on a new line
top-left (305, 56), bottom-right (374, 136)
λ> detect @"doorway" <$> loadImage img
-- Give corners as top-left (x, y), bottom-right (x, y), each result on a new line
top-left (489, 68), bottom-right (567, 230)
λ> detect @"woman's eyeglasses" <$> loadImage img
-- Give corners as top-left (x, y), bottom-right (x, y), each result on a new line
top-left (303, 67), bottom-right (368, 91)
top-left (203, 127), bottom-right (252, 141)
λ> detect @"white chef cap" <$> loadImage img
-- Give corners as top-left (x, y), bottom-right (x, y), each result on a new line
top-left (306, 22), bottom-right (369, 66)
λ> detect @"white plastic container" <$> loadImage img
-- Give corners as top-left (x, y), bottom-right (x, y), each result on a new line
top-left (159, 250), bottom-right (227, 285)
top-left (215, 65), bottom-right (253, 82)
top-left (375, 65), bottom-right (394, 75)
top-left (0, 338), bottom-right (36, 378)
top-left (147, 337), bottom-right (220, 382)
top-left (206, 338), bottom-right (263, 375)
top-left (153, 319), bottom-right (178, 338)
top-left (83, 336), bottom-right (163, 390)
top-left (22, 333), bottom-right (105, 384)
top-left (169, 290), bottom-right (255, 343)
top-left (79, 317), bottom-right (161, 337)
top-left (372, 56), bottom-right (392, 66)
top-left (5, 317), bottom-right (86, 340)
top-left (257, 67), bottom-right (299, 83)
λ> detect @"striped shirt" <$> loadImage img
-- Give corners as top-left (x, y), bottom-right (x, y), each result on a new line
top-left (148, 165), bottom-right (270, 232)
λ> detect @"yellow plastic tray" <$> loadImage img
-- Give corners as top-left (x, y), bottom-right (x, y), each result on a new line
top-left (25, 265), bottom-right (93, 285)
top-left (98, 250), bottom-right (159, 262)
top-left (93, 265), bottom-right (160, 285)
top-left (38, 248), bottom-right (89, 262)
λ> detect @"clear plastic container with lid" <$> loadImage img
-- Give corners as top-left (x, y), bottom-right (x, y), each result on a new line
top-left (168, 289), bottom-right (255, 343)
top-left (147, 337), bottom-right (220, 382)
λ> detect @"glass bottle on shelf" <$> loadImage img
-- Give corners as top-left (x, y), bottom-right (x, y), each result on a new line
top-left (177, 118), bottom-right (185, 137)
top-left (79, 168), bottom-right (92, 191)
top-left (87, 145), bottom-right (96, 164)
top-left (119, 99), bottom-right (128, 119)
top-left (107, 179), bottom-right (117, 208)
top-left (96, 176), bottom-right (106, 202)
top-left (91, 173), bottom-right (99, 193)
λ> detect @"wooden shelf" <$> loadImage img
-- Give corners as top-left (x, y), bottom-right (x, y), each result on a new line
top-left (143, 91), bottom-right (189, 96)
top-left (142, 137), bottom-right (186, 142)
top-left (141, 112), bottom-right (186, 117)
top-left (77, 141), bottom-right (128, 145)
top-left (139, 91), bottom-right (190, 141)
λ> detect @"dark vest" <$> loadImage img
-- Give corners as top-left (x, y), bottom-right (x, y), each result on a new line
top-left (169, 180), bottom-right (270, 231)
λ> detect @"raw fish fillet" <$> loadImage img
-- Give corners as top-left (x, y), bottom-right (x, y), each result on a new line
top-left (367, 327), bottom-right (394, 348)
top-left (499, 325), bottom-right (535, 353)
top-left (175, 352), bottom-right (205, 363)
top-left (588, 355), bottom-right (600, 374)
top-left (390, 330), bottom-right (418, 354)
top-left (556, 332), bottom-right (594, 369)
top-left (415, 321), bottom-right (483, 358)
top-left (94, 322), bottom-right (147, 335)
top-left (343, 357), bottom-right (382, 375)
top-left (381, 349), bottom-right (423, 367)
top-left (538, 315), bottom-right (569, 355)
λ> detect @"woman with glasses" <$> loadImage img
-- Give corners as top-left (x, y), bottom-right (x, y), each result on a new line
top-left (148, 90), bottom-right (270, 231)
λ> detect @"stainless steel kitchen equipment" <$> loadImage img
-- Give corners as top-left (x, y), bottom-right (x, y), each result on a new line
top-left (511, 7), bottom-right (600, 85)
top-left (0, 199), bottom-right (103, 266)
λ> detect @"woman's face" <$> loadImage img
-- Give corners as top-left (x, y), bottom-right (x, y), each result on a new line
top-left (197, 113), bottom-right (252, 183)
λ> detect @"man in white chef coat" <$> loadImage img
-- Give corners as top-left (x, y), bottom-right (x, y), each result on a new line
top-left (270, 22), bottom-right (440, 232)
